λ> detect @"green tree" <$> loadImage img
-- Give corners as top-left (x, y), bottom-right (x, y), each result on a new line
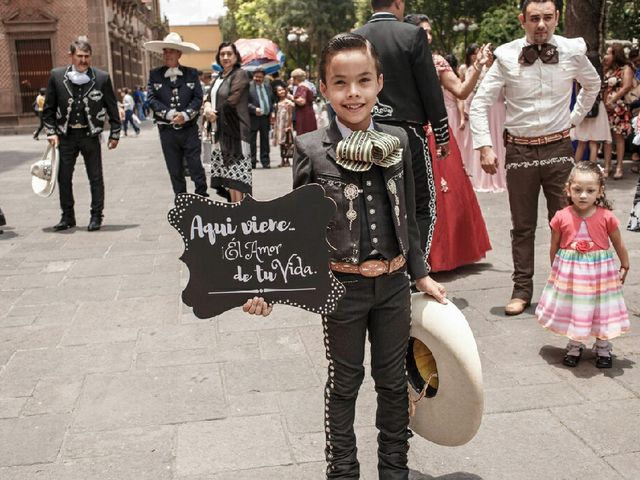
top-left (477, 3), bottom-right (522, 48)
top-left (220, 0), bottom-right (239, 41)
top-left (606, 0), bottom-right (640, 42)
top-left (354, 0), bottom-right (372, 27)
top-left (565, 0), bottom-right (606, 53)
top-left (404, 0), bottom-right (514, 54)
top-left (220, 0), bottom-right (356, 77)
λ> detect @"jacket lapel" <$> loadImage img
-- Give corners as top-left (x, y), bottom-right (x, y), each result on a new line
top-left (323, 119), bottom-right (359, 183)
top-left (62, 66), bottom-right (73, 97)
top-left (81, 68), bottom-right (96, 98)
top-left (322, 119), bottom-right (341, 162)
top-left (172, 66), bottom-right (186, 89)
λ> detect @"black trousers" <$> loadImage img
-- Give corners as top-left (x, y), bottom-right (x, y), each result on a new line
top-left (323, 269), bottom-right (411, 480)
top-left (381, 122), bottom-right (434, 255)
top-left (58, 130), bottom-right (104, 220)
top-left (250, 115), bottom-right (271, 167)
top-left (158, 124), bottom-right (208, 196)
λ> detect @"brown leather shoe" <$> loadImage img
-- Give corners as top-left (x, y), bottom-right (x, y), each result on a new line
top-left (505, 298), bottom-right (530, 316)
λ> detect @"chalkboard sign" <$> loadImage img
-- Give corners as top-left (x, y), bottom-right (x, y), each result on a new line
top-left (168, 185), bottom-right (345, 318)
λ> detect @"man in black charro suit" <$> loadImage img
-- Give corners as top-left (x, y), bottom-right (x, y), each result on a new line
top-left (145, 32), bottom-right (208, 198)
top-left (43, 39), bottom-right (121, 232)
top-left (354, 0), bottom-right (449, 257)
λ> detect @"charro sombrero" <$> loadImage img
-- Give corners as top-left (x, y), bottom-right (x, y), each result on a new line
top-left (407, 293), bottom-right (484, 446)
top-left (30, 144), bottom-right (59, 198)
top-left (143, 32), bottom-right (200, 54)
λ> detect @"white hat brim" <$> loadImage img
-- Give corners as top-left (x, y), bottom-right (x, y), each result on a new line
top-left (31, 146), bottom-right (58, 198)
top-left (408, 293), bottom-right (484, 446)
top-left (31, 176), bottom-right (56, 197)
top-left (143, 40), bottom-right (200, 54)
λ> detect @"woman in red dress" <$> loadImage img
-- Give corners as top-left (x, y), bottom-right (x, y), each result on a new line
top-left (406, 14), bottom-right (492, 272)
top-left (290, 68), bottom-right (317, 135)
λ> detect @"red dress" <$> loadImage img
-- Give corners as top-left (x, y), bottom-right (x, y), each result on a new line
top-left (426, 55), bottom-right (492, 272)
top-left (293, 84), bottom-right (317, 135)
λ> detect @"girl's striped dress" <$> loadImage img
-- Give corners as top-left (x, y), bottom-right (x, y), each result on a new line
top-left (536, 218), bottom-right (629, 341)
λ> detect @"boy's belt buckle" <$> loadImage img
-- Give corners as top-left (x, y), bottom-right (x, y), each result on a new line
top-left (359, 259), bottom-right (388, 277)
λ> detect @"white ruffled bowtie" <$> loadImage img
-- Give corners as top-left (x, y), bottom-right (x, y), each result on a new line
top-left (165, 67), bottom-right (183, 81)
top-left (67, 70), bottom-right (90, 85)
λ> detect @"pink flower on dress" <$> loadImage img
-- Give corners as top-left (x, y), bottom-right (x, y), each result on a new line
top-left (574, 240), bottom-right (591, 253)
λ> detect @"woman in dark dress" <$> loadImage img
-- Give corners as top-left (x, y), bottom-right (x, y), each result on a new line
top-left (204, 42), bottom-right (252, 202)
top-left (289, 68), bottom-right (317, 135)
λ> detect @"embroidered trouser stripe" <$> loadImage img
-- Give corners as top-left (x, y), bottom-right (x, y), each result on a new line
top-left (505, 139), bottom-right (574, 300)
top-left (322, 272), bottom-right (411, 480)
top-left (406, 124), bottom-right (436, 257)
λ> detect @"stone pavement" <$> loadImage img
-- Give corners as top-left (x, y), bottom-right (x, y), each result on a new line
top-left (0, 123), bottom-right (638, 480)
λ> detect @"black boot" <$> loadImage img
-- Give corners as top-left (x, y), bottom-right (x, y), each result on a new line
top-left (54, 215), bottom-right (76, 231)
top-left (87, 215), bottom-right (102, 232)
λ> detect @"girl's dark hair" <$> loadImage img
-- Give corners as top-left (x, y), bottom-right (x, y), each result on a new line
top-left (403, 13), bottom-right (431, 26)
top-left (445, 54), bottom-right (459, 77)
top-left (566, 161), bottom-right (613, 210)
top-left (606, 43), bottom-right (632, 70)
top-left (216, 42), bottom-right (242, 69)
top-left (464, 43), bottom-right (479, 67)
top-left (318, 33), bottom-right (382, 84)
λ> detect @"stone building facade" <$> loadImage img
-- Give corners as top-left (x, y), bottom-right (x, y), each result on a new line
top-left (0, 0), bottom-right (169, 132)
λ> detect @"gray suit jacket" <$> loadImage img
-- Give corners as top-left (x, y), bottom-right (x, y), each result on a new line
top-left (248, 81), bottom-right (273, 130)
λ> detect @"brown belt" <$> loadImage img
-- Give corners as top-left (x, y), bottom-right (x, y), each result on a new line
top-left (69, 123), bottom-right (88, 129)
top-left (505, 128), bottom-right (571, 146)
top-left (330, 255), bottom-right (406, 278)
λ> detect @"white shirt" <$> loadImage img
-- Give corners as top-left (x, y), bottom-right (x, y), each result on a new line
top-left (123, 93), bottom-right (135, 112)
top-left (470, 35), bottom-right (600, 149)
top-left (336, 118), bottom-right (374, 139)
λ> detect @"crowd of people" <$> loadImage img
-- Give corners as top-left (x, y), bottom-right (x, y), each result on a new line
top-left (8, 0), bottom-right (639, 477)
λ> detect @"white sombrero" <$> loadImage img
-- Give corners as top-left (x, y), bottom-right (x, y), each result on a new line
top-left (30, 144), bottom-right (59, 198)
top-left (143, 32), bottom-right (200, 54)
top-left (406, 293), bottom-right (484, 446)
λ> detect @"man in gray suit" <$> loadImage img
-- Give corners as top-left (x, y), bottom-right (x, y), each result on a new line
top-left (248, 68), bottom-right (273, 168)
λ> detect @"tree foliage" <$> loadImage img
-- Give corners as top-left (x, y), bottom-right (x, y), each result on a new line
top-left (219, 0), bottom-right (636, 77)
top-left (606, 0), bottom-right (640, 42)
top-left (477, 3), bottom-right (522, 47)
top-left (404, 0), bottom-right (515, 54)
top-left (220, 0), bottom-right (356, 75)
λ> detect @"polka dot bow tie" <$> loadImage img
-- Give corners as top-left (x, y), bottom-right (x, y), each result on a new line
top-left (518, 43), bottom-right (559, 65)
top-left (336, 130), bottom-right (403, 172)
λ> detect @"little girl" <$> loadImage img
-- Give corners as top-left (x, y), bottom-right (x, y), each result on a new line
top-left (536, 161), bottom-right (630, 368)
top-left (272, 85), bottom-right (295, 167)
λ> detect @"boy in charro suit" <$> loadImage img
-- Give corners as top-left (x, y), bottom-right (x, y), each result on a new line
top-left (145, 32), bottom-right (208, 198)
top-left (245, 33), bottom-right (446, 480)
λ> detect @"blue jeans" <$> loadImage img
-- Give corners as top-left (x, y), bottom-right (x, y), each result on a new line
top-left (123, 110), bottom-right (139, 135)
